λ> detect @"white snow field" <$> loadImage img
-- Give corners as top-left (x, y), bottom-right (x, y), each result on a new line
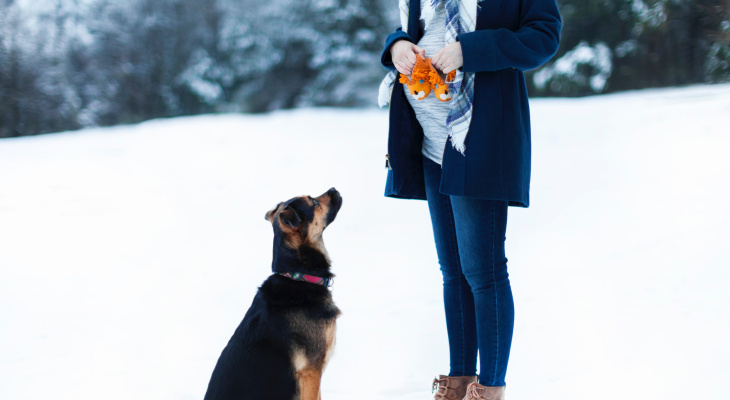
top-left (1, 84), bottom-right (730, 400)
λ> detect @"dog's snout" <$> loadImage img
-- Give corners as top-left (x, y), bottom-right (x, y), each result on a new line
top-left (321, 188), bottom-right (342, 225)
top-left (327, 188), bottom-right (341, 201)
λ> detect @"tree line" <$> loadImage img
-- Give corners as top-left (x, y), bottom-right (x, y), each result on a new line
top-left (1, 0), bottom-right (729, 138)
top-left (530, 0), bottom-right (730, 96)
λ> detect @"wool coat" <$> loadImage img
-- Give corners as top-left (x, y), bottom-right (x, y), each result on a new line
top-left (381, 0), bottom-right (561, 207)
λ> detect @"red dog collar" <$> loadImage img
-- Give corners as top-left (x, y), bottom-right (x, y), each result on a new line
top-left (277, 272), bottom-right (333, 288)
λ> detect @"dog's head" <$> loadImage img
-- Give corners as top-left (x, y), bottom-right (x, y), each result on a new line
top-left (265, 188), bottom-right (342, 274)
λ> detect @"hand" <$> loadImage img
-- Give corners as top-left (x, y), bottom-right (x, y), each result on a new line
top-left (431, 42), bottom-right (463, 74)
top-left (390, 40), bottom-right (426, 76)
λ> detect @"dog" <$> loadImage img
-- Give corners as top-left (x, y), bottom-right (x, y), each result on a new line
top-left (204, 188), bottom-right (342, 400)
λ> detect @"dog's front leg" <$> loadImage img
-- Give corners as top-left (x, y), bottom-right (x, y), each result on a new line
top-left (297, 368), bottom-right (322, 400)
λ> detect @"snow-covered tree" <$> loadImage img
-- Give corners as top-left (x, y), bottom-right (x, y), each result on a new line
top-left (1, 0), bottom-right (729, 137)
top-left (529, 0), bottom-right (730, 96)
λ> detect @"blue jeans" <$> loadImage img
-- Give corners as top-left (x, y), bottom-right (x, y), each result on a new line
top-left (423, 156), bottom-right (514, 386)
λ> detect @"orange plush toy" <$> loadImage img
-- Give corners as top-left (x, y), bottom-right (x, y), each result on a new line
top-left (431, 68), bottom-right (457, 101)
top-left (400, 55), bottom-right (456, 102)
top-left (399, 55), bottom-right (432, 100)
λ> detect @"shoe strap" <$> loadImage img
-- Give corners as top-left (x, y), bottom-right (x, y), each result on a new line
top-left (465, 383), bottom-right (484, 399)
top-left (432, 376), bottom-right (450, 394)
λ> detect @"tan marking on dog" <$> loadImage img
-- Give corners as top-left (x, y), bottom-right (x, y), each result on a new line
top-left (296, 367), bottom-right (323, 400)
top-left (292, 348), bottom-right (308, 372)
top-left (284, 230), bottom-right (304, 249)
top-left (302, 192), bottom-right (335, 262)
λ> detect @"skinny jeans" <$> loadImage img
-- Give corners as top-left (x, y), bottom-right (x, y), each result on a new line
top-left (423, 156), bottom-right (514, 386)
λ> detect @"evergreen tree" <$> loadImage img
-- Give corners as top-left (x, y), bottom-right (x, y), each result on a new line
top-left (530, 0), bottom-right (730, 96)
top-left (1, 0), bottom-right (728, 137)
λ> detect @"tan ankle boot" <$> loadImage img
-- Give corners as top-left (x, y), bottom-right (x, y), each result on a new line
top-left (432, 375), bottom-right (478, 400)
top-left (462, 382), bottom-right (506, 400)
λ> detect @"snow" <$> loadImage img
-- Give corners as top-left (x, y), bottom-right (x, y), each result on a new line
top-left (2, 84), bottom-right (730, 400)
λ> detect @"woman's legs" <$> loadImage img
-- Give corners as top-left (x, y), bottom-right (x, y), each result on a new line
top-left (422, 156), bottom-right (514, 386)
top-left (423, 156), bottom-right (478, 377)
top-left (449, 195), bottom-right (513, 386)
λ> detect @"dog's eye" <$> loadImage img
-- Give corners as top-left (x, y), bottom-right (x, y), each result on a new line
top-left (312, 199), bottom-right (320, 207)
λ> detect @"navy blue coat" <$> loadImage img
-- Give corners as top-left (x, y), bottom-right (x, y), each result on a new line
top-left (381, 0), bottom-right (561, 207)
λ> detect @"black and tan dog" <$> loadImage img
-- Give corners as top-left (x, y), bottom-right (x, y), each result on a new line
top-left (204, 188), bottom-right (342, 400)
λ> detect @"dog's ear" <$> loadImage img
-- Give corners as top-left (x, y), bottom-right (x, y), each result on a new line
top-left (265, 208), bottom-right (276, 222)
top-left (265, 202), bottom-right (284, 222)
top-left (279, 206), bottom-right (301, 229)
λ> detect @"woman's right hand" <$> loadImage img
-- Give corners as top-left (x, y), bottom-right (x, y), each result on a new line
top-left (391, 40), bottom-right (426, 76)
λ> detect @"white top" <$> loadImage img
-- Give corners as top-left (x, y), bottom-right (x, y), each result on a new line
top-left (404, 0), bottom-right (450, 165)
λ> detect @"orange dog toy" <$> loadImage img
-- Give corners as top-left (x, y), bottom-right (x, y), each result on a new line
top-left (400, 55), bottom-right (456, 102)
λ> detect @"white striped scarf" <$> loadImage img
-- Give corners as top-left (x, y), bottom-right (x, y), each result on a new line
top-left (378, 0), bottom-right (478, 154)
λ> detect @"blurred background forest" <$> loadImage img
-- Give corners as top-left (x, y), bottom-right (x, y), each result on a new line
top-left (1, 0), bottom-right (729, 138)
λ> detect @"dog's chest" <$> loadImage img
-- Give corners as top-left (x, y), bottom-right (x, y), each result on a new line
top-left (287, 307), bottom-right (339, 372)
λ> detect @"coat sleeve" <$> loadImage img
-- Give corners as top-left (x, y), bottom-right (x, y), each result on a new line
top-left (458, 0), bottom-right (562, 72)
top-left (381, 28), bottom-right (414, 71)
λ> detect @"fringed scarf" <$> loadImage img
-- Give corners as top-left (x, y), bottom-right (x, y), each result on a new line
top-left (378, 0), bottom-right (479, 154)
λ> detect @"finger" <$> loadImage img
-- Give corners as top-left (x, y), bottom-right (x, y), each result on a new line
top-left (443, 55), bottom-right (451, 68)
top-left (405, 51), bottom-right (417, 64)
top-left (398, 60), bottom-right (413, 74)
top-left (403, 57), bottom-right (415, 69)
top-left (396, 61), bottom-right (412, 75)
top-left (431, 52), bottom-right (441, 68)
top-left (395, 52), bottom-right (414, 68)
top-left (442, 55), bottom-right (452, 68)
top-left (442, 55), bottom-right (454, 71)
top-left (413, 45), bottom-right (426, 59)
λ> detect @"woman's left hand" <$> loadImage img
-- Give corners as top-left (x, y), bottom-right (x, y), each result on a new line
top-left (431, 42), bottom-right (463, 74)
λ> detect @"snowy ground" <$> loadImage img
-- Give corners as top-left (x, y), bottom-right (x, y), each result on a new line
top-left (1, 84), bottom-right (730, 400)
